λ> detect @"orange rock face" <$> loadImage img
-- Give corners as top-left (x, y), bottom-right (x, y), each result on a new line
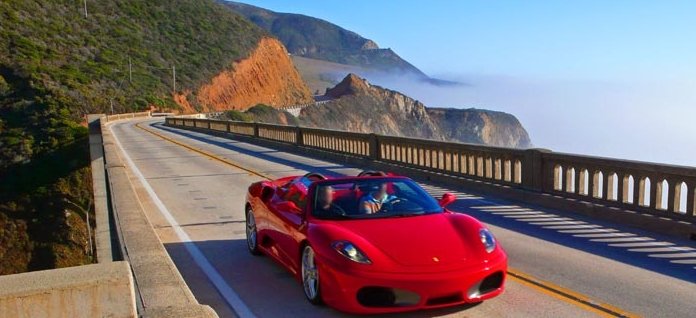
top-left (184, 37), bottom-right (313, 112)
top-left (173, 91), bottom-right (195, 113)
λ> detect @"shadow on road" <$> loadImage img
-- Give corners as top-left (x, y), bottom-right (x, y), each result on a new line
top-left (165, 238), bottom-right (481, 318)
top-left (151, 122), bottom-right (353, 178)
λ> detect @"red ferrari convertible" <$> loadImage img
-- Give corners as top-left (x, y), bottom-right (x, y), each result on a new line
top-left (245, 171), bottom-right (507, 314)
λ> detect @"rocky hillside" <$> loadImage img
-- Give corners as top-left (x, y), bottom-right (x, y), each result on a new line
top-left (178, 37), bottom-right (313, 112)
top-left (427, 108), bottom-right (531, 148)
top-left (0, 0), bottom-right (309, 274)
top-left (220, 1), bottom-right (457, 87)
top-left (222, 74), bottom-right (531, 148)
top-left (305, 74), bottom-right (442, 139)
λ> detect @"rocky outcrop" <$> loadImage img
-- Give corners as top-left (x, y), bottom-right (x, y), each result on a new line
top-left (186, 37), bottom-right (314, 112)
top-left (361, 40), bottom-right (379, 50)
top-left (427, 108), bottom-right (531, 148)
top-left (304, 74), bottom-right (442, 139)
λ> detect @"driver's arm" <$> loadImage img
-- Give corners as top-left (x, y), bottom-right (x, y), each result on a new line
top-left (360, 200), bottom-right (374, 214)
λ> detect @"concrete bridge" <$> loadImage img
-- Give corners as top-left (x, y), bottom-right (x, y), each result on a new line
top-left (2, 113), bottom-right (695, 317)
top-left (279, 98), bottom-right (333, 117)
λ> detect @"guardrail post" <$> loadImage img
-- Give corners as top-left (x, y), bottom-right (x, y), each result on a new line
top-left (649, 178), bottom-right (659, 210)
top-left (368, 134), bottom-right (380, 160)
top-left (523, 148), bottom-right (551, 192)
top-left (687, 182), bottom-right (695, 216)
top-left (207, 120), bottom-right (211, 130)
top-left (617, 174), bottom-right (625, 203)
top-left (253, 122), bottom-right (259, 137)
top-left (296, 127), bottom-right (303, 146)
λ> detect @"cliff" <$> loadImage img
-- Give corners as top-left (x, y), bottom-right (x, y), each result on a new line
top-left (427, 108), bottom-right (531, 148)
top-left (310, 74), bottom-right (442, 139)
top-left (191, 37), bottom-right (314, 112)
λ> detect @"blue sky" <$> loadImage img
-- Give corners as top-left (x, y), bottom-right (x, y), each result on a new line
top-left (233, 1), bottom-right (696, 166)
top-left (237, 0), bottom-right (696, 81)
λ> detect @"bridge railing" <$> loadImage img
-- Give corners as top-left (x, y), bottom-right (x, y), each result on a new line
top-left (104, 111), bottom-right (151, 122)
top-left (543, 152), bottom-right (696, 221)
top-left (165, 117), bottom-right (696, 224)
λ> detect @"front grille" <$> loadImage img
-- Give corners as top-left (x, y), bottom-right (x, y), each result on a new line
top-left (356, 287), bottom-right (420, 307)
top-left (426, 292), bottom-right (463, 306)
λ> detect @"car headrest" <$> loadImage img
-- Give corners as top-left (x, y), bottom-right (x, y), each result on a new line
top-left (357, 170), bottom-right (387, 177)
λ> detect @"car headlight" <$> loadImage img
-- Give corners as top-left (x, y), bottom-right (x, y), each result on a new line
top-left (480, 228), bottom-right (497, 253)
top-left (331, 241), bottom-right (371, 264)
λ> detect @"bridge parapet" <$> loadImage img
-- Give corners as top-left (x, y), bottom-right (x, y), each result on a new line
top-left (0, 262), bottom-right (137, 318)
top-left (100, 115), bottom-right (218, 317)
top-left (544, 152), bottom-right (696, 220)
top-left (104, 111), bottom-right (152, 122)
top-left (166, 117), bottom-right (696, 238)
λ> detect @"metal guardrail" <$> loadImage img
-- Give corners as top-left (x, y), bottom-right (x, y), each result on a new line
top-left (165, 117), bottom-right (696, 224)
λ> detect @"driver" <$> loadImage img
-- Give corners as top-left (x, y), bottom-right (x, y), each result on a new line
top-left (315, 186), bottom-right (344, 215)
top-left (359, 182), bottom-right (396, 214)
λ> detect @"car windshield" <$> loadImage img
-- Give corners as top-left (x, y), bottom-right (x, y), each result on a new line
top-left (312, 178), bottom-right (442, 219)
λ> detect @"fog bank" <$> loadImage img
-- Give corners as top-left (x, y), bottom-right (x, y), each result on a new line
top-left (358, 72), bottom-right (696, 167)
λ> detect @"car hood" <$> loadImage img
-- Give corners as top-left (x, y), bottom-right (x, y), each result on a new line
top-left (336, 213), bottom-right (479, 267)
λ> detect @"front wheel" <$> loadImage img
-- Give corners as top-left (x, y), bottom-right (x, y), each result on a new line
top-left (245, 206), bottom-right (261, 256)
top-left (301, 245), bottom-right (323, 305)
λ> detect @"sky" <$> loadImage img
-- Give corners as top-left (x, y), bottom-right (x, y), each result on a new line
top-left (237, 0), bottom-right (696, 166)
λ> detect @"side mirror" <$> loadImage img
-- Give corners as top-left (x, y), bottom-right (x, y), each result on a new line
top-left (439, 193), bottom-right (457, 208)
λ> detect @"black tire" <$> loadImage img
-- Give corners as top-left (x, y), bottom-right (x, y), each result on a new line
top-left (245, 206), bottom-right (262, 256)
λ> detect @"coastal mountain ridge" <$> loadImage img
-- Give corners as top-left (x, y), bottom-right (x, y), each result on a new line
top-left (219, 0), bottom-right (461, 91)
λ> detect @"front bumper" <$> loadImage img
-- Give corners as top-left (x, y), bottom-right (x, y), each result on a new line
top-left (317, 254), bottom-right (507, 314)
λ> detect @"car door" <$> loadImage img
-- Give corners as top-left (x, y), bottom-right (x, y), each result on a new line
top-left (265, 183), bottom-right (306, 272)
top-left (274, 200), bottom-right (304, 273)
top-left (253, 184), bottom-right (275, 242)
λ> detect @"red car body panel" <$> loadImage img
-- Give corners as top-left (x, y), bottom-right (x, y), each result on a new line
top-left (245, 175), bottom-right (507, 314)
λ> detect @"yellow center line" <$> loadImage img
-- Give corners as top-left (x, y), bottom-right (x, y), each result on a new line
top-left (507, 268), bottom-right (638, 318)
top-left (135, 119), bottom-right (640, 318)
top-left (135, 122), bottom-right (273, 180)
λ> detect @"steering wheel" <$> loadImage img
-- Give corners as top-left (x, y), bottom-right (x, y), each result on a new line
top-left (379, 197), bottom-right (411, 212)
top-left (333, 204), bottom-right (347, 216)
top-left (303, 172), bottom-right (327, 181)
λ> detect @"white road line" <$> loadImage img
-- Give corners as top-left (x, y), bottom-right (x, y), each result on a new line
top-left (110, 121), bottom-right (256, 318)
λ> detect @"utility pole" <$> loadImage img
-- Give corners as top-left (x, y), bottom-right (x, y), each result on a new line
top-left (128, 56), bottom-right (132, 83)
top-left (110, 99), bottom-right (114, 114)
top-left (172, 65), bottom-right (176, 92)
top-left (83, 0), bottom-right (88, 18)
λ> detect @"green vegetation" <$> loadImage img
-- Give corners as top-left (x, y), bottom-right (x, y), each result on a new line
top-left (223, 110), bottom-right (253, 122)
top-left (0, 0), bottom-right (265, 274)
